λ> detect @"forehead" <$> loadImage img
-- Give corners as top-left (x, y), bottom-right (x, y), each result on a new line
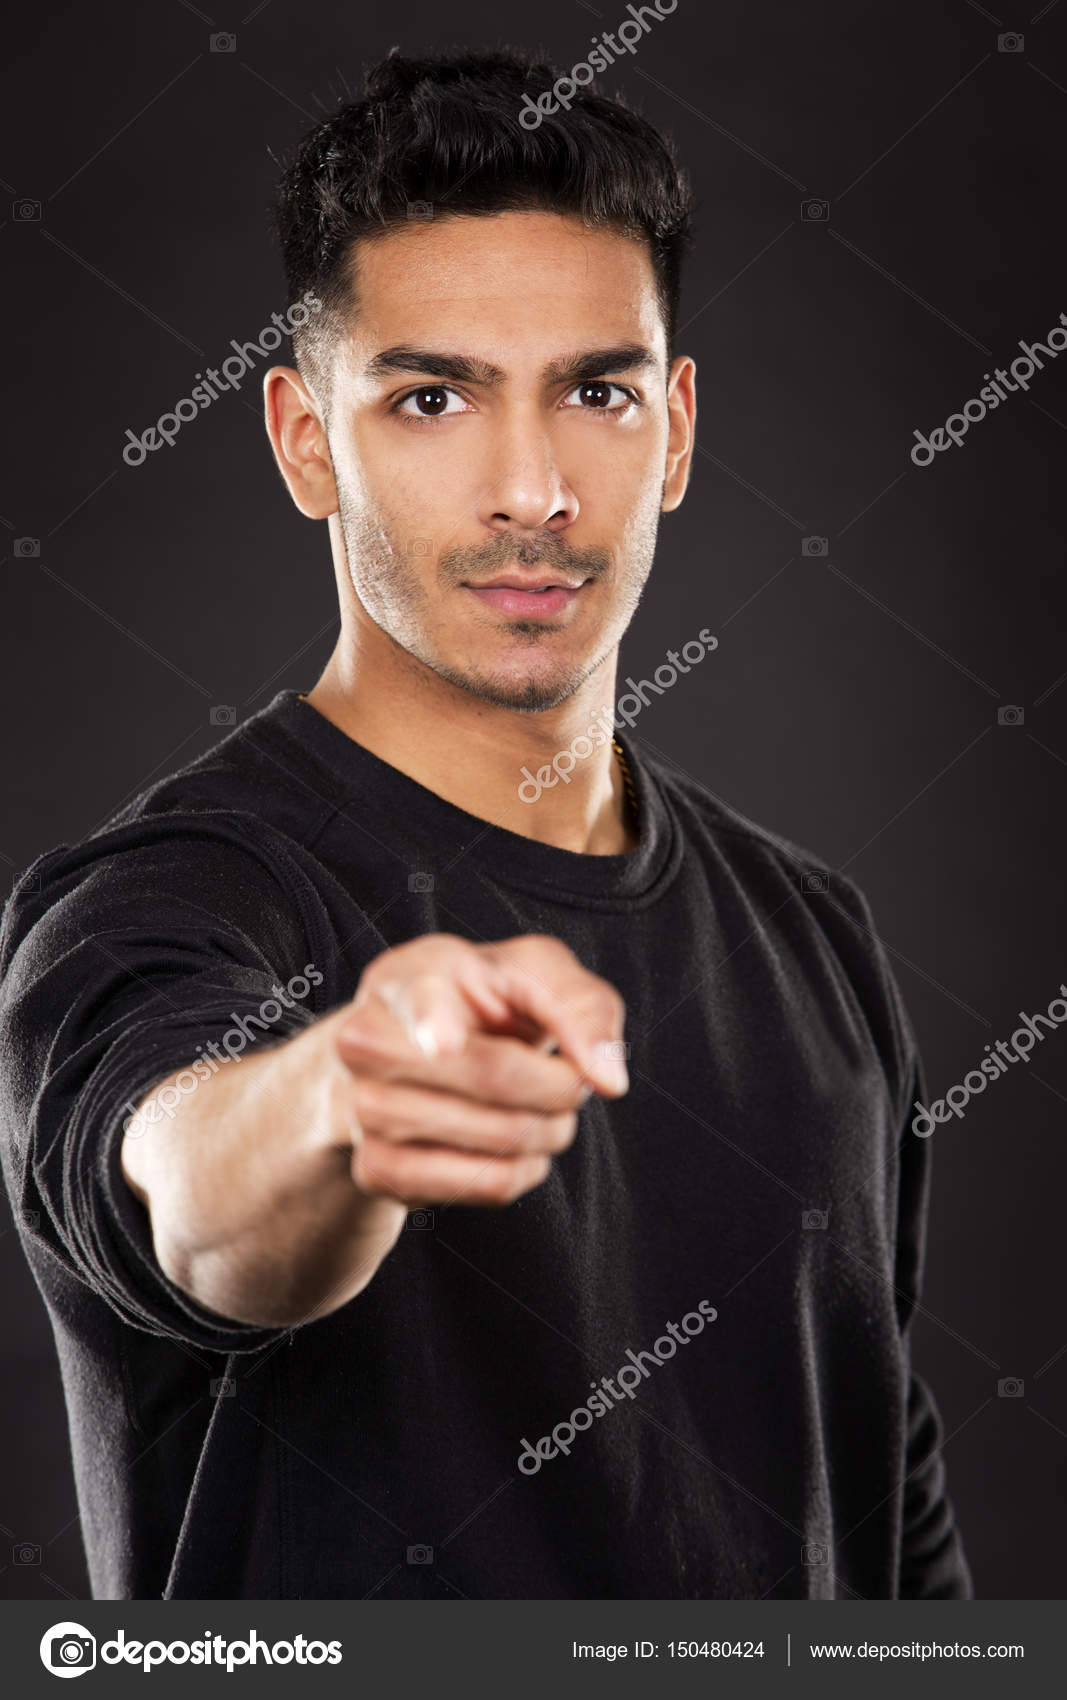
top-left (340, 210), bottom-right (665, 363)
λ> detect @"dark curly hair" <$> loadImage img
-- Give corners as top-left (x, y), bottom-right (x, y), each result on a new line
top-left (274, 45), bottom-right (692, 395)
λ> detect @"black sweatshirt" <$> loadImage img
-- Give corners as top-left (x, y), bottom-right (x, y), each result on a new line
top-left (0, 690), bottom-right (971, 1601)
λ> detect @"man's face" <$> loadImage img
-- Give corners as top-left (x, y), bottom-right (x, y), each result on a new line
top-left (317, 210), bottom-right (688, 713)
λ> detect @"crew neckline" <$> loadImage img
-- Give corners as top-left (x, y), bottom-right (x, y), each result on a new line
top-left (260, 689), bottom-right (682, 909)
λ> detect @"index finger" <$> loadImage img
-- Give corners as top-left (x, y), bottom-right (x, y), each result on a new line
top-left (336, 1012), bottom-right (595, 1111)
top-left (480, 938), bottom-right (629, 1095)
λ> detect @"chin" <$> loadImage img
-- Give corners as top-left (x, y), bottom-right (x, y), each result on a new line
top-left (432, 653), bottom-right (586, 714)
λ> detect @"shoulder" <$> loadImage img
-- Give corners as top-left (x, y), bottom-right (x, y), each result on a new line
top-left (634, 736), bottom-right (857, 898)
top-left (634, 737), bottom-right (918, 1104)
top-left (105, 691), bottom-right (340, 843)
top-left (1, 694), bottom-right (335, 969)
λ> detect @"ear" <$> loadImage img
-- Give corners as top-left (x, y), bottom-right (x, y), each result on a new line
top-left (661, 354), bottom-right (696, 513)
top-left (263, 366), bottom-right (338, 519)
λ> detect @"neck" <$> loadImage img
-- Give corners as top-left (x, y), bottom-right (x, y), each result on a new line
top-left (306, 637), bottom-right (638, 856)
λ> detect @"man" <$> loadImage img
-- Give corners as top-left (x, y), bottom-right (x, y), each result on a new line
top-left (0, 47), bottom-right (970, 1601)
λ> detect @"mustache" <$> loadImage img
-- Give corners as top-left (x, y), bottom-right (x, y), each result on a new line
top-left (439, 536), bottom-right (612, 586)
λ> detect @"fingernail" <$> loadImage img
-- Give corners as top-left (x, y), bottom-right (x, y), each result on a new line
top-left (594, 1039), bottom-right (629, 1092)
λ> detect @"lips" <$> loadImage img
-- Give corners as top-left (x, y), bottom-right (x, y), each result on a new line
top-left (466, 573), bottom-right (586, 592)
top-left (462, 569), bottom-right (588, 620)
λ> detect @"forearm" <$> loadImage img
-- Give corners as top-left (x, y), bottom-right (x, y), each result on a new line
top-left (120, 1010), bottom-right (404, 1327)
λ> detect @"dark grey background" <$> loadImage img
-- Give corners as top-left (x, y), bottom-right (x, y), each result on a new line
top-left (1, 0), bottom-right (1065, 1601)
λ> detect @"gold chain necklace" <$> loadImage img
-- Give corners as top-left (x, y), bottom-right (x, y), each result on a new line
top-left (300, 691), bottom-right (638, 827)
top-left (612, 736), bottom-right (639, 825)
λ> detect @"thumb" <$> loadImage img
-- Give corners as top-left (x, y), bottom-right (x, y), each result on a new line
top-left (351, 970), bottom-right (474, 1058)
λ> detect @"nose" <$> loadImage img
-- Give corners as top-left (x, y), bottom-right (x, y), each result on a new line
top-left (477, 413), bottom-right (579, 536)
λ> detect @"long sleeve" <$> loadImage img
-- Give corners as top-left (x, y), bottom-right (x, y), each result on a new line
top-left (894, 1058), bottom-right (973, 1598)
top-left (0, 814), bottom-right (331, 1353)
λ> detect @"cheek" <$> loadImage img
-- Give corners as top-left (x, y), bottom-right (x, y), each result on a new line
top-left (603, 450), bottom-right (667, 533)
top-left (354, 437), bottom-right (470, 547)
top-left (571, 416), bottom-right (664, 492)
top-left (334, 451), bottom-right (413, 557)
top-left (615, 483), bottom-right (665, 572)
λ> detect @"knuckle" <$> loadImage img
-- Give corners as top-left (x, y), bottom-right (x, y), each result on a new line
top-left (336, 1011), bottom-right (381, 1054)
top-left (529, 932), bottom-right (572, 956)
top-left (474, 1046), bottom-right (514, 1103)
top-left (499, 933), bottom-right (575, 966)
top-left (546, 1110), bottom-right (578, 1152)
top-left (579, 983), bottom-right (625, 1025)
top-left (352, 1137), bottom-right (402, 1199)
top-left (408, 934), bottom-right (474, 976)
top-left (350, 1075), bottom-right (389, 1130)
top-left (502, 1108), bottom-right (540, 1153)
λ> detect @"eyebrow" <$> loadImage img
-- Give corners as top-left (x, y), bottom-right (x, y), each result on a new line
top-left (363, 342), bottom-right (660, 387)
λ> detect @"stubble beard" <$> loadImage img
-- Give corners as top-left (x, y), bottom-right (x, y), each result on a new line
top-left (334, 479), bottom-right (659, 714)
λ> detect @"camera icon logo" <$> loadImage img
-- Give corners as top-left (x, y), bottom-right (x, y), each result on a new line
top-left (997, 1377), bottom-right (1024, 1398)
top-left (408, 871), bottom-right (435, 893)
top-left (14, 537), bottom-right (40, 557)
top-left (998, 32), bottom-right (1024, 53)
top-left (406, 1543), bottom-right (434, 1564)
top-left (802, 1209), bottom-right (828, 1230)
top-left (406, 201), bottom-right (434, 221)
top-left (801, 536), bottom-right (828, 557)
top-left (14, 1540), bottom-right (41, 1564)
top-left (10, 869), bottom-right (43, 901)
top-left (209, 705), bottom-right (237, 727)
top-left (802, 1543), bottom-right (829, 1565)
top-left (39, 1622), bottom-right (97, 1678)
top-left (210, 1375), bottom-right (236, 1398)
top-left (801, 198), bottom-right (830, 222)
top-left (801, 870), bottom-right (829, 895)
top-left (410, 537), bottom-right (434, 556)
top-left (13, 198), bottom-right (41, 221)
top-left (407, 1208), bottom-right (436, 1231)
top-left (210, 32), bottom-right (237, 52)
top-left (603, 1040), bottom-right (631, 1059)
top-left (997, 705), bottom-right (1024, 727)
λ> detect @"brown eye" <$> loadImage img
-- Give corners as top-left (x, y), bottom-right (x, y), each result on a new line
top-left (396, 385), bottom-right (468, 420)
top-left (562, 381), bottom-right (634, 414)
top-left (412, 388), bottom-right (448, 414)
